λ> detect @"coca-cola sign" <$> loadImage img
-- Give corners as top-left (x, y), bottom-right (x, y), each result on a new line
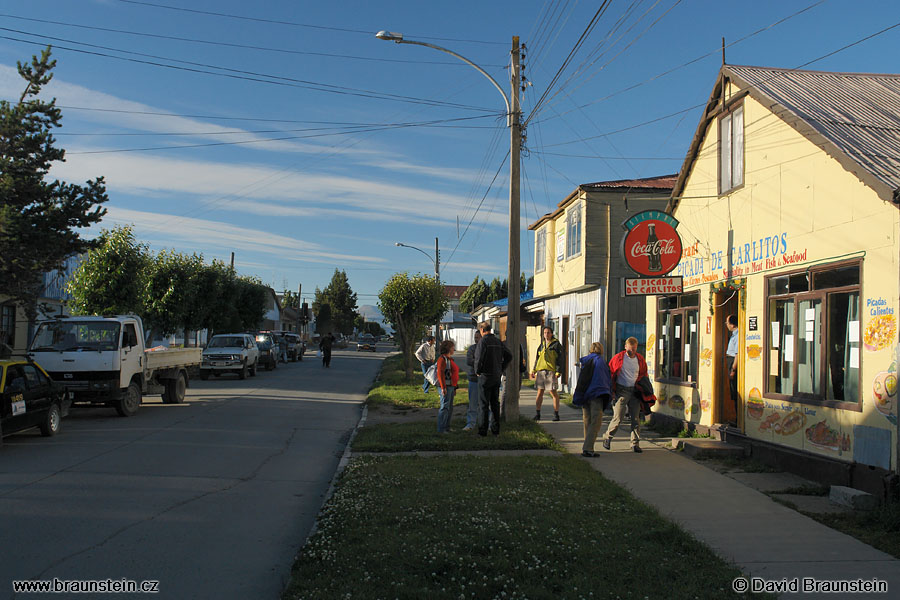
top-left (620, 210), bottom-right (683, 277)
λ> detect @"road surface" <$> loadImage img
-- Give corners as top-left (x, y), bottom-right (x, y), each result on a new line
top-left (0, 347), bottom-right (387, 599)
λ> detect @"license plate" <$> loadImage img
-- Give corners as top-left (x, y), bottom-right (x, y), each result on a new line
top-left (213, 362), bottom-right (224, 367)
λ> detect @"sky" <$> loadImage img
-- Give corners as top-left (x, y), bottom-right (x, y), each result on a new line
top-left (2, 0), bottom-right (899, 315)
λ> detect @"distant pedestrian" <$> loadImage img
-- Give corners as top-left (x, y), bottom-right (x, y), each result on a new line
top-left (602, 337), bottom-right (649, 453)
top-left (474, 321), bottom-right (511, 437)
top-left (573, 342), bottom-right (611, 457)
top-left (320, 332), bottom-right (334, 368)
top-left (464, 331), bottom-right (482, 431)
top-left (726, 314), bottom-right (739, 425)
top-left (532, 326), bottom-right (563, 422)
top-left (415, 336), bottom-right (436, 394)
top-left (436, 340), bottom-right (460, 434)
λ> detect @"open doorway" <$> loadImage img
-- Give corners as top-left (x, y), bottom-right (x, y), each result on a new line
top-left (713, 289), bottom-right (741, 427)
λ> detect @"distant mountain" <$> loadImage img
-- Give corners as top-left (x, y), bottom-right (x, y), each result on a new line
top-left (358, 305), bottom-right (390, 331)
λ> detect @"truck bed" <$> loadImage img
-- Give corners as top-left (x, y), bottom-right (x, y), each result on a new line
top-left (144, 347), bottom-right (202, 371)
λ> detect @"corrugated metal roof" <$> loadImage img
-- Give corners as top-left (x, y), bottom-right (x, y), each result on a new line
top-left (728, 65), bottom-right (900, 201)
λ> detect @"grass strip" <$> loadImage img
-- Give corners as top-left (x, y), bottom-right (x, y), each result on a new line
top-left (353, 416), bottom-right (561, 452)
top-left (367, 353), bottom-right (472, 410)
top-left (801, 502), bottom-right (900, 559)
top-left (284, 455), bottom-right (765, 600)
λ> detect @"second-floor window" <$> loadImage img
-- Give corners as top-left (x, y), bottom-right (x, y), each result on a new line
top-left (566, 203), bottom-right (581, 259)
top-left (535, 229), bottom-right (547, 273)
top-left (719, 104), bottom-right (744, 194)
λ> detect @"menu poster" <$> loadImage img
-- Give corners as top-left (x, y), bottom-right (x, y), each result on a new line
top-left (784, 335), bottom-right (794, 360)
top-left (849, 320), bottom-right (860, 343)
top-left (771, 322), bottom-right (780, 347)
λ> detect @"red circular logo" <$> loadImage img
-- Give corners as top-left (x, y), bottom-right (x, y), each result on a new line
top-left (622, 219), bottom-right (682, 277)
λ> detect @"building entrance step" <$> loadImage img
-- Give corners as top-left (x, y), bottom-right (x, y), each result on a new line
top-left (675, 438), bottom-right (745, 459)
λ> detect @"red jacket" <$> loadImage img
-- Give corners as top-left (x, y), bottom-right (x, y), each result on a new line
top-left (609, 351), bottom-right (656, 407)
top-left (436, 355), bottom-right (460, 389)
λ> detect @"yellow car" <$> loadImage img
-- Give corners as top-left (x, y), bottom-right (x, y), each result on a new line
top-left (1, 358), bottom-right (70, 439)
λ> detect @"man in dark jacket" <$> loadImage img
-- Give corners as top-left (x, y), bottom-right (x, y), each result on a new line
top-left (474, 321), bottom-right (511, 436)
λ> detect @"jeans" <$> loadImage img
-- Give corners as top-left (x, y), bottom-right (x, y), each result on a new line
top-left (421, 361), bottom-right (434, 393)
top-left (582, 395), bottom-right (608, 452)
top-left (479, 376), bottom-right (501, 435)
top-left (466, 375), bottom-right (480, 428)
top-left (604, 386), bottom-right (641, 447)
top-left (438, 386), bottom-right (455, 433)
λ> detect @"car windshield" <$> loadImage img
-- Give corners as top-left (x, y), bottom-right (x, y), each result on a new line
top-left (31, 321), bottom-right (121, 352)
top-left (257, 341), bottom-right (272, 350)
top-left (208, 336), bottom-right (244, 348)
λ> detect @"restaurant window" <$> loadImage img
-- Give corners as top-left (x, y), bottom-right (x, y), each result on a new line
top-left (575, 314), bottom-right (592, 361)
top-left (566, 203), bottom-right (582, 259)
top-left (766, 262), bottom-right (861, 408)
top-left (535, 228), bottom-right (547, 273)
top-left (656, 292), bottom-right (699, 383)
top-left (719, 104), bottom-right (744, 194)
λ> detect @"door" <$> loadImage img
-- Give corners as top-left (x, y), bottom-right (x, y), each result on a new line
top-left (21, 364), bottom-right (52, 428)
top-left (2, 366), bottom-right (30, 432)
top-left (712, 290), bottom-right (741, 426)
top-left (120, 322), bottom-right (142, 389)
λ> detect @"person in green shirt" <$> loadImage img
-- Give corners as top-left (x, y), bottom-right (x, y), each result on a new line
top-left (531, 326), bottom-right (563, 421)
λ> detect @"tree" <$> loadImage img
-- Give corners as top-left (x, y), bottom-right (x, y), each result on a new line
top-left (315, 303), bottom-right (333, 334)
top-left (234, 276), bottom-right (268, 331)
top-left (281, 289), bottom-right (299, 310)
top-left (0, 47), bottom-right (107, 317)
top-left (67, 226), bottom-right (148, 316)
top-left (488, 277), bottom-right (507, 302)
top-left (378, 273), bottom-right (448, 378)
top-left (313, 269), bottom-right (358, 335)
top-left (459, 276), bottom-right (489, 314)
top-left (142, 250), bottom-right (203, 337)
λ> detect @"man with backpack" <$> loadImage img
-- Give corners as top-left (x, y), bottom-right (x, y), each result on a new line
top-left (532, 326), bottom-right (563, 422)
top-left (474, 321), bottom-right (511, 437)
top-left (415, 336), bottom-right (436, 394)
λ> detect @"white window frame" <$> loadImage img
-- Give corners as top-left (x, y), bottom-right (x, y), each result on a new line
top-left (719, 104), bottom-right (744, 194)
top-left (535, 228), bottom-right (547, 273)
top-left (565, 203), bottom-right (582, 259)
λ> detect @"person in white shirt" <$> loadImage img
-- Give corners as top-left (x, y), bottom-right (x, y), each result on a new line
top-left (602, 337), bottom-right (649, 453)
top-left (415, 336), bottom-right (436, 393)
top-left (726, 315), bottom-right (739, 424)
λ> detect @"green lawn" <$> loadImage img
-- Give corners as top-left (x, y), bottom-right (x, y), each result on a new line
top-left (353, 416), bottom-right (561, 452)
top-left (802, 502), bottom-right (900, 559)
top-left (367, 353), bottom-right (473, 410)
top-left (284, 455), bottom-right (766, 600)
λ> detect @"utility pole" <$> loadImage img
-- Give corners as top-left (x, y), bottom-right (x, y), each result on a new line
top-left (505, 36), bottom-right (523, 421)
top-left (435, 236), bottom-right (441, 341)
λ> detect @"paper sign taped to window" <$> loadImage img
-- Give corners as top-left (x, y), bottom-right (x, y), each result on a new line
top-left (849, 320), bottom-right (860, 343)
top-left (685, 344), bottom-right (691, 359)
top-left (805, 321), bottom-right (815, 338)
top-left (690, 323), bottom-right (697, 333)
top-left (770, 350), bottom-right (780, 376)
top-left (850, 347), bottom-right (860, 369)
top-left (675, 326), bottom-right (681, 338)
top-left (771, 322), bottom-right (779, 347)
top-left (805, 308), bottom-right (816, 322)
top-left (784, 335), bottom-right (794, 360)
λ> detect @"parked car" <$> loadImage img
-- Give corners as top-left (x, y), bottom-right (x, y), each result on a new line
top-left (1, 357), bottom-right (71, 439)
top-left (201, 334), bottom-right (259, 380)
top-left (357, 334), bottom-right (377, 352)
top-left (256, 339), bottom-right (278, 371)
top-left (278, 332), bottom-right (304, 361)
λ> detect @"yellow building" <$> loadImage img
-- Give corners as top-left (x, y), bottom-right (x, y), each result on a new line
top-left (527, 175), bottom-right (675, 390)
top-left (647, 65), bottom-right (900, 490)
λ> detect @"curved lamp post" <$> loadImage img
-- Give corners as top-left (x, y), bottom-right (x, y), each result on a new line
top-left (395, 238), bottom-right (441, 341)
top-left (378, 31), bottom-right (523, 419)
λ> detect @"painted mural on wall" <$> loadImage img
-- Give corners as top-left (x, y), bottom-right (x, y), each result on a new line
top-left (871, 347), bottom-right (898, 426)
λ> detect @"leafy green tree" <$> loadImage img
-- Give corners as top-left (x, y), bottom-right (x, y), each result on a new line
top-left (235, 276), bottom-right (269, 331)
top-left (1, 47), bottom-right (107, 317)
top-left (361, 321), bottom-right (386, 336)
top-left (315, 303), bottom-right (333, 334)
top-left (281, 289), bottom-right (299, 310)
top-left (142, 250), bottom-right (203, 337)
top-left (459, 276), bottom-right (489, 313)
top-left (313, 269), bottom-right (358, 335)
top-left (67, 226), bottom-right (148, 315)
top-left (488, 277), bottom-right (507, 302)
top-left (353, 313), bottom-right (366, 332)
top-left (378, 273), bottom-right (448, 378)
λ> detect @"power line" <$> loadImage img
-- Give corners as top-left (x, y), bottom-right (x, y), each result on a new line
top-left (0, 30), bottom-right (498, 113)
top-left (114, 0), bottom-right (506, 45)
top-left (0, 13), bottom-right (505, 67)
top-left (531, 150), bottom-right (680, 160)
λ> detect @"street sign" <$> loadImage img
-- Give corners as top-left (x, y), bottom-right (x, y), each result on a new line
top-left (624, 276), bottom-right (683, 296)
top-left (621, 210), bottom-right (683, 277)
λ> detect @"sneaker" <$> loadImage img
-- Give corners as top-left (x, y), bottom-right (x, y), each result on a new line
top-left (553, 412), bottom-right (560, 422)
top-left (633, 446), bottom-right (642, 453)
top-left (532, 412), bottom-right (541, 421)
top-left (462, 425), bottom-right (474, 431)
top-left (581, 451), bottom-right (598, 457)
top-left (602, 438), bottom-right (611, 451)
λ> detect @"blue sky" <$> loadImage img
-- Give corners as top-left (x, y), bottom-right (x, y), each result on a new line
top-left (2, 0), bottom-right (898, 315)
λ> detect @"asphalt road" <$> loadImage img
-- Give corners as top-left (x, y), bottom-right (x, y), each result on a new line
top-left (0, 346), bottom-right (388, 600)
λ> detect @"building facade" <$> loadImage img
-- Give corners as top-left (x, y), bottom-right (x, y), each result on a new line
top-left (647, 65), bottom-right (900, 487)
top-left (528, 175), bottom-right (676, 390)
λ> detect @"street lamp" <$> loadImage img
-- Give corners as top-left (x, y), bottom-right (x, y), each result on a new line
top-left (378, 30), bottom-right (523, 420)
top-left (395, 238), bottom-right (442, 341)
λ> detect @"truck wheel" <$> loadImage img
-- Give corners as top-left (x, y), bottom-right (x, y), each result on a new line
top-left (199, 370), bottom-right (210, 381)
top-left (238, 364), bottom-right (247, 380)
top-left (162, 373), bottom-right (187, 404)
top-left (40, 403), bottom-right (62, 437)
top-left (116, 381), bottom-right (141, 417)
top-left (250, 360), bottom-right (258, 377)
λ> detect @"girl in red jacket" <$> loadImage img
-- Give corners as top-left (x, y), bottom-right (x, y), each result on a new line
top-left (436, 339), bottom-right (460, 433)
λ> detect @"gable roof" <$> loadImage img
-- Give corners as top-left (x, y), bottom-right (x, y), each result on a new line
top-left (670, 64), bottom-right (900, 211)
top-left (528, 173), bottom-right (677, 230)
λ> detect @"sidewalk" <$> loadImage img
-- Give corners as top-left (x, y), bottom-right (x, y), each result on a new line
top-left (522, 388), bottom-right (900, 598)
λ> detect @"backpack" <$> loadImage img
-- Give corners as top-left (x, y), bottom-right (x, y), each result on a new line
top-left (426, 356), bottom-right (452, 387)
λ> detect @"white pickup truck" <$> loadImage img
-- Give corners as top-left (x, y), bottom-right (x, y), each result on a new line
top-left (28, 315), bottom-right (201, 417)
